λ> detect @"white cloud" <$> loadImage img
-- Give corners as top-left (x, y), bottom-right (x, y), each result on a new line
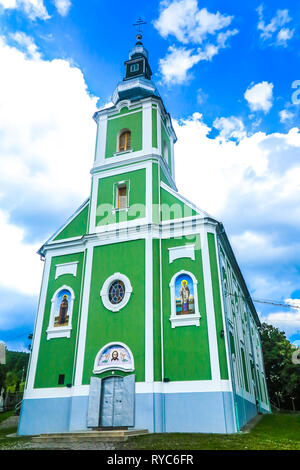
top-left (279, 109), bottom-right (294, 123)
top-left (257, 5), bottom-right (294, 47)
top-left (196, 88), bottom-right (208, 105)
top-left (0, 35), bottom-right (98, 296)
top-left (159, 28), bottom-right (238, 84)
top-left (244, 81), bottom-right (274, 113)
top-left (0, 211), bottom-right (42, 295)
top-left (0, 0), bottom-right (50, 20)
top-left (154, 0), bottom-right (233, 44)
top-left (155, 0), bottom-right (238, 84)
top-left (276, 27), bottom-right (294, 46)
top-left (10, 32), bottom-right (41, 60)
top-left (263, 306), bottom-right (300, 337)
top-left (158, 46), bottom-right (202, 84)
top-left (54, 0), bottom-right (71, 16)
top-left (230, 231), bottom-right (300, 264)
top-left (213, 116), bottom-right (246, 141)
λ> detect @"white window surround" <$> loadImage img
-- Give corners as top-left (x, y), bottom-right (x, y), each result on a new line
top-left (46, 285), bottom-right (75, 340)
top-left (55, 261), bottom-right (78, 279)
top-left (112, 180), bottom-right (130, 213)
top-left (168, 244), bottom-right (195, 264)
top-left (100, 273), bottom-right (133, 312)
top-left (169, 270), bottom-right (201, 328)
top-left (116, 128), bottom-right (131, 154)
top-left (93, 341), bottom-right (135, 374)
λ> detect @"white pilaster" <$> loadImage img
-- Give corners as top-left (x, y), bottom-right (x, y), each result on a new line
top-left (142, 101), bottom-right (152, 155)
top-left (145, 235), bottom-right (154, 382)
top-left (200, 225), bottom-right (221, 382)
top-left (94, 114), bottom-right (107, 165)
top-left (74, 244), bottom-right (94, 386)
top-left (157, 106), bottom-right (162, 156)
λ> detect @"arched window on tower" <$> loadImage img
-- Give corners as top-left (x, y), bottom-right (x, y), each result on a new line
top-left (119, 130), bottom-right (131, 152)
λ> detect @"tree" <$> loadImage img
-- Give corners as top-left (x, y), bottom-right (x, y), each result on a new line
top-left (260, 322), bottom-right (300, 410)
top-left (0, 364), bottom-right (6, 395)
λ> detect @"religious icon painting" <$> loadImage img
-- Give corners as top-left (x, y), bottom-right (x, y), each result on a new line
top-left (175, 273), bottom-right (195, 315)
top-left (54, 289), bottom-right (71, 327)
top-left (94, 343), bottom-right (134, 373)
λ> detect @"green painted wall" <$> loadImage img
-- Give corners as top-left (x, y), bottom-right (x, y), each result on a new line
top-left (54, 204), bottom-right (89, 241)
top-left (161, 235), bottom-right (212, 381)
top-left (207, 232), bottom-right (229, 380)
top-left (152, 107), bottom-right (158, 148)
top-left (160, 170), bottom-right (172, 188)
top-left (96, 169), bottom-right (146, 226)
top-left (34, 251), bottom-right (85, 388)
top-left (82, 239), bottom-right (146, 383)
top-left (105, 110), bottom-right (142, 158)
top-left (153, 239), bottom-right (162, 381)
top-left (160, 188), bottom-right (197, 221)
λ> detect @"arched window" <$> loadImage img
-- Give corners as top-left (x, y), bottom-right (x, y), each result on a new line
top-left (118, 130), bottom-right (131, 152)
top-left (46, 286), bottom-right (75, 339)
top-left (169, 270), bottom-right (201, 328)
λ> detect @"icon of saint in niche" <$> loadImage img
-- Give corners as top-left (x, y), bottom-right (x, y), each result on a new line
top-left (111, 350), bottom-right (119, 362)
top-left (180, 280), bottom-right (190, 313)
top-left (54, 291), bottom-right (70, 327)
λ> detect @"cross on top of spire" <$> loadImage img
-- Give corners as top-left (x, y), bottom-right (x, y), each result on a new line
top-left (133, 17), bottom-right (147, 42)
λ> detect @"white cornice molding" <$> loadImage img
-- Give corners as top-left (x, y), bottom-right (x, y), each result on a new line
top-left (40, 217), bottom-right (220, 256)
top-left (91, 154), bottom-right (177, 192)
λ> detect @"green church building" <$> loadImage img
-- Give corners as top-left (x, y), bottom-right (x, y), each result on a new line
top-left (18, 35), bottom-right (270, 436)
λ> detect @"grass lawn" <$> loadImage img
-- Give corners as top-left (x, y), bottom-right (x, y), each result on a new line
top-left (121, 414), bottom-right (300, 450)
top-left (0, 411), bottom-right (14, 425)
top-left (0, 413), bottom-right (299, 450)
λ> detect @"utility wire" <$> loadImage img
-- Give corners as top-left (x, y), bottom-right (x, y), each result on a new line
top-left (225, 291), bottom-right (300, 310)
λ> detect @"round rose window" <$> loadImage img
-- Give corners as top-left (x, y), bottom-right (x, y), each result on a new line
top-left (108, 280), bottom-right (125, 305)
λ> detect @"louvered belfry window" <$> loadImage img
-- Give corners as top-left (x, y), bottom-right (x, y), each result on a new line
top-left (119, 130), bottom-right (131, 152)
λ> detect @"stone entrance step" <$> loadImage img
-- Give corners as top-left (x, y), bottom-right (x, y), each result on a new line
top-left (32, 429), bottom-right (148, 443)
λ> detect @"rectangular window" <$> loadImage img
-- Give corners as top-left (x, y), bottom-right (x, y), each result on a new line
top-left (58, 374), bottom-right (65, 385)
top-left (116, 183), bottom-right (127, 209)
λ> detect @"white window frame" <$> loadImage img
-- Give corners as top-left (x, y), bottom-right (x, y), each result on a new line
top-left (169, 270), bottom-right (201, 328)
top-left (112, 180), bottom-right (130, 213)
top-left (115, 128), bottom-right (132, 156)
top-left (46, 285), bottom-right (75, 340)
top-left (100, 273), bottom-right (133, 312)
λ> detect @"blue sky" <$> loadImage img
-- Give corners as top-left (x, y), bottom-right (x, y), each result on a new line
top-left (0, 0), bottom-right (300, 350)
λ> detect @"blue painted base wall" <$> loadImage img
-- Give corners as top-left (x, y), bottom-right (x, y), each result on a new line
top-left (235, 394), bottom-right (258, 429)
top-left (18, 391), bottom-right (260, 436)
